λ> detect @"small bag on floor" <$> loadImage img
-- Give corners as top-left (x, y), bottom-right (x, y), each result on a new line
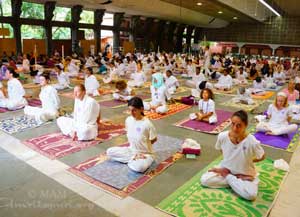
top-left (181, 139), bottom-right (201, 155)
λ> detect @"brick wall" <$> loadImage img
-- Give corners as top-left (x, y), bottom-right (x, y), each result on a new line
top-left (200, 17), bottom-right (300, 45)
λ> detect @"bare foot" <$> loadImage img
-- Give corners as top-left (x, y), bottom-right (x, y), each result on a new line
top-left (265, 131), bottom-right (274, 135)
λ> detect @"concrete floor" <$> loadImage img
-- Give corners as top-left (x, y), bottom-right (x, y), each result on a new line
top-left (0, 78), bottom-right (297, 217)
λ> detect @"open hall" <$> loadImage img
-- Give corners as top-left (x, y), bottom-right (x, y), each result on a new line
top-left (0, 0), bottom-right (300, 216)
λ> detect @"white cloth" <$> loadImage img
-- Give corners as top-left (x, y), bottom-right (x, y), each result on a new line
top-left (256, 104), bottom-right (297, 135)
top-left (54, 72), bottom-right (70, 90)
top-left (85, 75), bottom-right (100, 96)
top-left (107, 116), bottom-right (157, 172)
top-left (232, 89), bottom-right (254, 105)
top-left (66, 62), bottom-right (79, 77)
top-left (0, 78), bottom-right (27, 110)
top-left (165, 75), bottom-right (179, 94)
top-left (186, 73), bottom-right (206, 88)
top-left (128, 72), bottom-right (146, 87)
top-left (215, 75), bottom-right (233, 89)
top-left (24, 85), bottom-right (60, 123)
top-left (57, 95), bottom-right (100, 140)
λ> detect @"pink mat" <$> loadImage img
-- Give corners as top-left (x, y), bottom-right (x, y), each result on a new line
top-left (174, 109), bottom-right (233, 134)
top-left (23, 122), bottom-right (126, 159)
top-left (0, 98), bottom-right (41, 113)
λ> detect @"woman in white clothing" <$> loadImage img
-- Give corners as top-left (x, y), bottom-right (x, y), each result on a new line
top-left (256, 92), bottom-right (297, 135)
top-left (233, 67), bottom-right (248, 85)
top-left (17, 54), bottom-right (30, 73)
top-left (203, 46), bottom-right (211, 75)
top-left (107, 97), bottom-right (157, 173)
top-left (84, 67), bottom-right (100, 96)
top-left (57, 84), bottom-right (101, 141)
top-left (0, 67), bottom-right (27, 110)
top-left (201, 110), bottom-right (265, 201)
top-left (53, 65), bottom-right (70, 90)
top-left (24, 73), bottom-right (60, 123)
top-left (143, 72), bottom-right (171, 114)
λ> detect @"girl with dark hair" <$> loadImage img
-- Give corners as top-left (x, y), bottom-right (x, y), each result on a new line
top-left (201, 110), bottom-right (265, 201)
top-left (165, 70), bottom-right (179, 95)
top-left (0, 67), bottom-right (27, 110)
top-left (107, 96), bottom-right (157, 173)
top-left (127, 61), bottom-right (147, 88)
top-left (190, 88), bottom-right (217, 124)
top-left (24, 73), bottom-right (60, 124)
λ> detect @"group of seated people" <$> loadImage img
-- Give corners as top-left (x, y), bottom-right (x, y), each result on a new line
top-left (0, 49), bottom-right (300, 202)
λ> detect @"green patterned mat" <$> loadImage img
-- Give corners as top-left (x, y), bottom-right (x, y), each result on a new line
top-left (157, 158), bottom-right (287, 217)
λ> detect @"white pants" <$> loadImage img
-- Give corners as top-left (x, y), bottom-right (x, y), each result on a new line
top-left (233, 79), bottom-right (248, 85)
top-left (214, 83), bottom-right (232, 90)
top-left (57, 117), bottom-right (98, 141)
top-left (201, 171), bottom-right (259, 201)
top-left (0, 97), bottom-right (28, 110)
top-left (127, 80), bottom-right (144, 88)
top-left (24, 106), bottom-right (58, 124)
top-left (143, 101), bottom-right (168, 114)
top-left (256, 122), bottom-right (297, 135)
top-left (207, 115), bottom-right (217, 124)
top-left (107, 146), bottom-right (153, 173)
top-left (112, 93), bottom-right (133, 101)
top-left (167, 86), bottom-right (177, 95)
top-left (53, 83), bottom-right (69, 90)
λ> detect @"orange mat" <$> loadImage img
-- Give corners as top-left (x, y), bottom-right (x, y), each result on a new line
top-left (251, 91), bottom-right (274, 100)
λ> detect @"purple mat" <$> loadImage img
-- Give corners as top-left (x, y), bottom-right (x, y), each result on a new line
top-left (175, 109), bottom-right (233, 134)
top-left (254, 131), bottom-right (297, 149)
top-left (100, 95), bottom-right (149, 108)
top-left (0, 98), bottom-right (41, 113)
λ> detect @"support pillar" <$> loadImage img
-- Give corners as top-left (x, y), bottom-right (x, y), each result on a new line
top-left (71, 5), bottom-right (83, 53)
top-left (143, 17), bottom-right (153, 52)
top-left (130, 15), bottom-right (141, 51)
top-left (113, 12), bottom-right (124, 54)
top-left (11, 0), bottom-right (22, 54)
top-left (94, 9), bottom-right (105, 55)
top-left (175, 24), bottom-right (185, 53)
top-left (44, 1), bottom-right (56, 56)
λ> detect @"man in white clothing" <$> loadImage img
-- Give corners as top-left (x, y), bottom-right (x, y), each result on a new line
top-left (57, 84), bottom-right (100, 141)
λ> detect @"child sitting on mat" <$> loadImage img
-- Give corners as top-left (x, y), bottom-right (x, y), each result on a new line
top-left (233, 66), bottom-right (248, 85)
top-left (127, 62), bottom-right (147, 88)
top-left (113, 80), bottom-right (135, 102)
top-left (201, 110), bottom-right (265, 201)
top-left (256, 92), bottom-right (297, 136)
top-left (190, 88), bottom-right (217, 124)
top-left (107, 97), bottom-right (157, 173)
top-left (84, 67), bottom-right (100, 97)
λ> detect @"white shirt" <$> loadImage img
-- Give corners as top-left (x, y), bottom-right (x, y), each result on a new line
top-left (150, 85), bottom-right (170, 105)
top-left (7, 78), bottom-right (25, 101)
top-left (165, 75), bottom-right (179, 89)
top-left (130, 71), bottom-right (146, 83)
top-left (198, 99), bottom-right (216, 115)
top-left (126, 116), bottom-right (157, 154)
top-left (40, 85), bottom-right (60, 112)
top-left (22, 59), bottom-right (30, 71)
top-left (192, 73), bottom-right (206, 84)
top-left (215, 131), bottom-right (265, 177)
top-left (253, 80), bottom-right (265, 89)
top-left (218, 74), bottom-right (233, 86)
top-left (273, 71), bottom-right (285, 80)
top-left (73, 95), bottom-right (100, 127)
top-left (267, 104), bottom-right (291, 126)
top-left (85, 75), bottom-right (100, 94)
top-left (57, 72), bottom-right (70, 87)
top-left (67, 62), bottom-right (79, 75)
